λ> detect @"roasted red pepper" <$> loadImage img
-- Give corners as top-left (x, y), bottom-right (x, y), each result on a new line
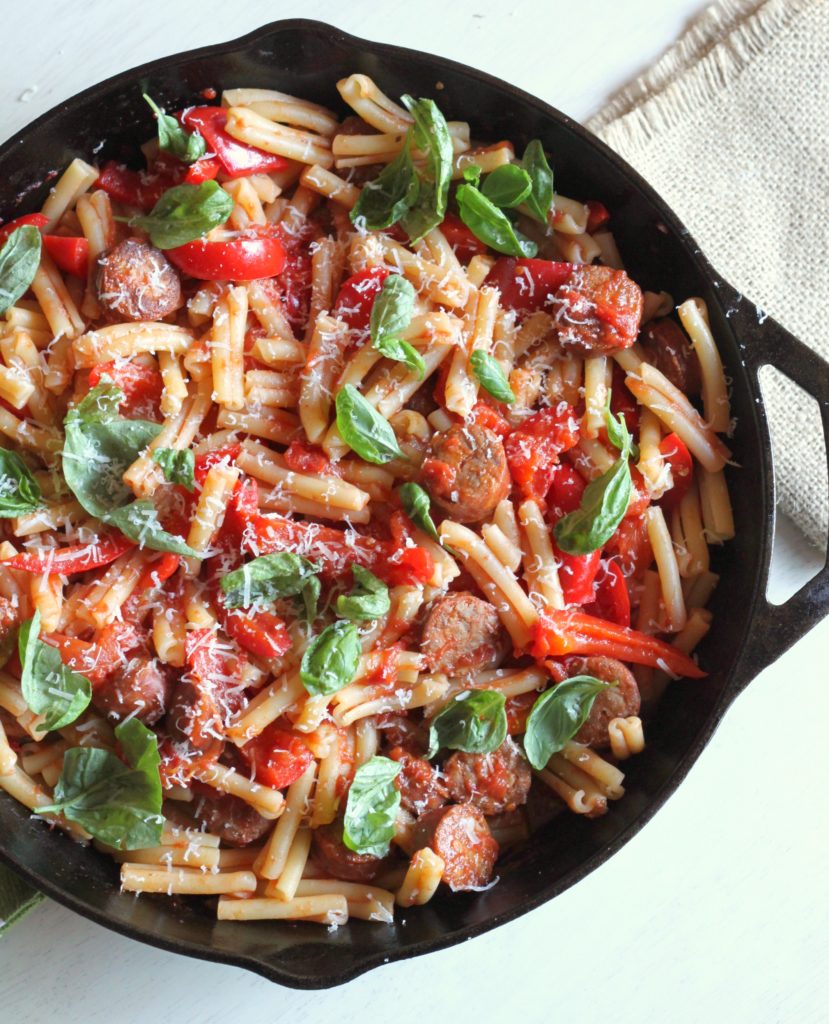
top-left (96, 161), bottom-right (175, 210)
top-left (658, 432), bottom-right (694, 512)
top-left (194, 444), bottom-right (242, 487)
top-left (584, 559), bottom-right (631, 627)
top-left (239, 724), bottom-right (313, 789)
top-left (504, 405), bottom-right (580, 502)
top-left (585, 200), bottom-right (611, 233)
top-left (167, 231), bottom-right (286, 282)
top-left (486, 257), bottom-right (573, 315)
top-left (555, 545), bottom-right (601, 606)
top-left (42, 236), bottom-right (90, 278)
top-left (89, 360), bottom-right (164, 416)
top-left (220, 606), bottom-right (292, 661)
top-left (183, 156), bottom-right (222, 184)
top-left (333, 266), bottom-right (391, 331)
top-left (440, 212), bottom-right (489, 261)
top-left (7, 534), bottom-right (134, 574)
top-left (0, 213), bottom-right (48, 244)
top-left (181, 106), bottom-right (288, 177)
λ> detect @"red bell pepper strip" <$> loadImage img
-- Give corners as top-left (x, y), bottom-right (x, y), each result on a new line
top-left (333, 266), bottom-right (391, 331)
top-left (555, 545), bottom-right (601, 606)
top-left (584, 559), bottom-right (631, 627)
top-left (485, 257), bottom-right (574, 315)
top-left (440, 212), bottom-right (489, 261)
top-left (167, 232), bottom-right (287, 282)
top-left (547, 462), bottom-right (586, 518)
top-left (504, 405), bottom-right (580, 502)
top-left (44, 622), bottom-right (144, 685)
top-left (531, 608), bottom-right (705, 678)
top-left (239, 724), bottom-right (313, 789)
top-left (89, 360), bottom-right (163, 416)
top-left (7, 534), bottom-right (134, 574)
top-left (96, 161), bottom-right (175, 210)
top-left (220, 606), bottom-right (292, 661)
top-left (0, 213), bottom-right (48, 245)
top-left (181, 107), bottom-right (288, 178)
top-left (183, 156), bottom-right (221, 184)
top-left (658, 433), bottom-right (694, 512)
top-left (42, 236), bottom-right (90, 278)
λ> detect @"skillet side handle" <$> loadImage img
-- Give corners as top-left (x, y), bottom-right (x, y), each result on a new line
top-left (727, 284), bottom-right (829, 673)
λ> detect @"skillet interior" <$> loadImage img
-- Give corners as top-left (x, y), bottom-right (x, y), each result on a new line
top-left (0, 19), bottom-right (773, 987)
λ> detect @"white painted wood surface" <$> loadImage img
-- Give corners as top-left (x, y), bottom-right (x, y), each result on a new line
top-left (1, 3), bottom-right (828, 1021)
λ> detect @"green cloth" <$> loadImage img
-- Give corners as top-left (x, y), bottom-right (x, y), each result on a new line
top-left (0, 861), bottom-right (43, 935)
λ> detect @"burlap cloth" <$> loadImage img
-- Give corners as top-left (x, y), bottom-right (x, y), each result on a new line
top-left (1, 0), bottom-right (826, 937)
top-left (587, 0), bottom-right (829, 549)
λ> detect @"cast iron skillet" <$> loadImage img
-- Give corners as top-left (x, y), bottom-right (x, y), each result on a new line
top-left (1, 18), bottom-right (827, 989)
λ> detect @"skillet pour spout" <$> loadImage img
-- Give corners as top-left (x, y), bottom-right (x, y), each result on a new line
top-left (0, 18), bottom-right (827, 989)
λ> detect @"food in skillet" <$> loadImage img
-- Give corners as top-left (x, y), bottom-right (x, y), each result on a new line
top-left (0, 74), bottom-right (733, 925)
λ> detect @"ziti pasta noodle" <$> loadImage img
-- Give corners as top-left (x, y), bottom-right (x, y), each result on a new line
top-left (0, 72), bottom-right (730, 926)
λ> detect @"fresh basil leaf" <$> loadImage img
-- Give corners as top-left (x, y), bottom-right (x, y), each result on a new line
top-left (369, 274), bottom-right (424, 377)
top-left (521, 139), bottom-right (554, 223)
top-left (300, 619), bottom-right (361, 697)
top-left (350, 145), bottom-right (420, 232)
top-left (144, 94), bottom-right (206, 164)
top-left (553, 455), bottom-right (632, 555)
top-left (298, 574), bottom-right (321, 624)
top-left (36, 718), bottom-right (163, 850)
top-left (0, 447), bottom-right (42, 517)
top-left (335, 385), bottom-right (402, 465)
top-left (342, 755), bottom-right (401, 858)
top-left (19, 609), bottom-right (91, 732)
top-left (470, 351), bottom-right (515, 404)
top-left (481, 164), bottom-right (532, 209)
top-left (62, 383), bottom-right (197, 557)
top-left (462, 164), bottom-right (482, 187)
top-left (604, 397), bottom-right (637, 459)
top-left (427, 689), bottom-right (507, 759)
top-left (456, 184), bottom-right (538, 258)
top-left (0, 226), bottom-right (42, 316)
top-left (398, 481), bottom-right (440, 542)
top-left (399, 95), bottom-right (454, 243)
top-left (220, 552), bottom-right (319, 609)
top-left (152, 447), bottom-right (195, 491)
top-left (523, 676), bottom-right (613, 769)
top-left (130, 181), bottom-right (233, 249)
top-left (336, 565), bottom-right (390, 622)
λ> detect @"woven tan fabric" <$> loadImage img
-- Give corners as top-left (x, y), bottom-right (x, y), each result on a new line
top-left (587, 0), bottom-right (829, 549)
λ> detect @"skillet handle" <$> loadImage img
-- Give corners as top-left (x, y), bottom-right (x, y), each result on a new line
top-left (721, 279), bottom-right (829, 674)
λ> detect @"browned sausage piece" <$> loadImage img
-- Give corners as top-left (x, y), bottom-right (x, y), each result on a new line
top-left (96, 238), bottom-right (183, 322)
top-left (392, 751), bottom-right (448, 815)
top-left (568, 656), bottom-right (640, 748)
top-left (421, 591), bottom-right (507, 676)
top-left (420, 423), bottom-right (510, 524)
top-left (92, 655), bottom-right (174, 725)
top-left (312, 822), bottom-right (393, 883)
top-left (192, 789), bottom-right (274, 847)
top-left (639, 317), bottom-right (702, 395)
top-left (411, 803), bottom-right (499, 891)
top-left (165, 679), bottom-right (225, 758)
top-left (553, 265), bottom-right (643, 356)
top-left (444, 736), bottom-right (531, 815)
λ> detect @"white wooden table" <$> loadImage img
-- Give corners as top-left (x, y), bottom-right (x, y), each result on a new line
top-left (2, 3), bottom-right (828, 1021)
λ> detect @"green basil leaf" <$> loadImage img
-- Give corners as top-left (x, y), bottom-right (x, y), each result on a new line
top-left (604, 397), bottom-right (637, 459)
top-left (0, 447), bottom-right (43, 517)
top-left (152, 447), bottom-right (195, 491)
top-left (144, 94), bottom-right (206, 164)
top-left (399, 95), bottom-right (454, 243)
top-left (523, 676), bottom-right (613, 769)
top-left (462, 163), bottom-right (482, 187)
top-left (456, 184), bottom-right (538, 258)
top-left (521, 139), bottom-right (554, 223)
top-left (553, 455), bottom-right (632, 555)
top-left (469, 350), bottom-right (515, 404)
top-left (335, 384), bottom-right (402, 465)
top-left (62, 383), bottom-right (198, 557)
top-left (298, 574), bottom-right (322, 624)
top-left (350, 145), bottom-right (420, 232)
top-left (369, 274), bottom-right (424, 377)
top-left (427, 689), bottom-right (507, 759)
top-left (0, 226), bottom-right (42, 316)
top-left (336, 565), bottom-right (390, 622)
top-left (481, 164), bottom-right (532, 209)
top-left (220, 552), bottom-right (319, 609)
top-left (398, 481), bottom-right (440, 542)
top-left (300, 620), bottom-right (361, 697)
top-left (36, 718), bottom-right (163, 850)
top-left (130, 181), bottom-right (233, 249)
top-left (19, 609), bottom-right (91, 732)
top-left (342, 755), bottom-right (401, 858)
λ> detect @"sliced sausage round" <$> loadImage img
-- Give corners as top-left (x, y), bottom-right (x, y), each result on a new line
top-left (392, 751), bottom-right (448, 815)
top-left (96, 238), bottom-right (183, 322)
top-left (444, 736), bottom-right (532, 815)
top-left (421, 591), bottom-right (507, 676)
top-left (411, 803), bottom-right (499, 891)
top-left (639, 317), bottom-right (703, 395)
top-left (192, 789), bottom-right (274, 847)
top-left (568, 655), bottom-right (640, 748)
top-left (552, 265), bottom-right (643, 356)
top-left (312, 822), bottom-right (393, 883)
top-left (92, 655), bottom-right (174, 725)
top-left (165, 679), bottom-right (225, 758)
top-left (420, 423), bottom-right (510, 524)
